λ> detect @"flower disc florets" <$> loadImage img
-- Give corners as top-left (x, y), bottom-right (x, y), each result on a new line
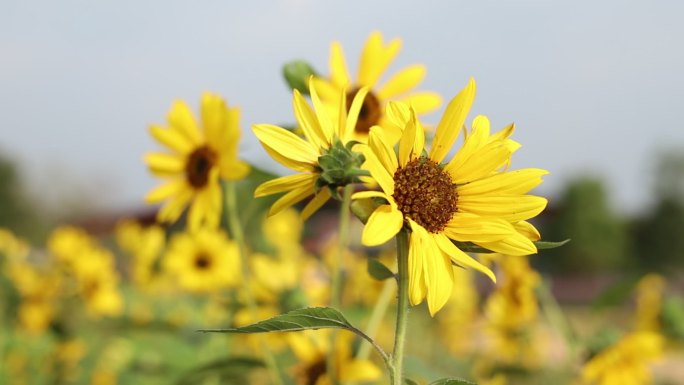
top-left (185, 145), bottom-right (218, 188)
top-left (392, 156), bottom-right (458, 233)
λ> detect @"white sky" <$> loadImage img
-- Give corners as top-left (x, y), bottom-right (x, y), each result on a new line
top-left (1, 0), bottom-right (683, 214)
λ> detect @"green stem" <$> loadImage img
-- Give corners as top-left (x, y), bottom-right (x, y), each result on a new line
top-left (328, 184), bottom-right (354, 385)
top-left (390, 230), bottom-right (410, 385)
top-left (225, 181), bottom-right (284, 385)
top-left (538, 276), bottom-right (580, 363)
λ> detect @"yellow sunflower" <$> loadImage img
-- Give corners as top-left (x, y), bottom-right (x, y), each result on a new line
top-left (163, 227), bottom-right (241, 293)
top-left (253, 78), bottom-right (370, 220)
top-left (144, 93), bottom-right (250, 231)
top-left (312, 31), bottom-right (442, 143)
top-left (355, 78), bottom-right (548, 315)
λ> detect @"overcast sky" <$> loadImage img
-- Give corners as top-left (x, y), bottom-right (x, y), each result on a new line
top-left (1, 0), bottom-right (683, 215)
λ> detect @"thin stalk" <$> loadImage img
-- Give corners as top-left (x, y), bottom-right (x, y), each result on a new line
top-left (328, 184), bottom-right (354, 385)
top-left (225, 181), bottom-right (284, 385)
top-left (390, 230), bottom-right (410, 385)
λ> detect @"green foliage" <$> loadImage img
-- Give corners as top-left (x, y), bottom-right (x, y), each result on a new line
top-left (282, 60), bottom-right (318, 94)
top-left (429, 378), bottom-right (477, 385)
top-left (540, 176), bottom-right (632, 273)
top-left (367, 258), bottom-right (395, 280)
top-left (174, 357), bottom-right (264, 385)
top-left (0, 153), bottom-right (43, 240)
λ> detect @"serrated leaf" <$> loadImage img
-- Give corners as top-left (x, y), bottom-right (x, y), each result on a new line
top-left (199, 307), bottom-right (356, 334)
top-left (429, 378), bottom-right (477, 385)
top-left (367, 258), bottom-right (395, 280)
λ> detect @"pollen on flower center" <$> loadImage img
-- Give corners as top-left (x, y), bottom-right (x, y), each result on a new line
top-left (186, 145), bottom-right (217, 188)
top-left (346, 87), bottom-right (380, 134)
top-left (194, 252), bottom-right (212, 270)
top-left (392, 157), bottom-right (458, 233)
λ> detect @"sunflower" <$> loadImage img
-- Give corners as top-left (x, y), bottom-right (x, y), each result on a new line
top-left (163, 227), bottom-right (241, 293)
top-left (253, 79), bottom-right (369, 220)
top-left (144, 93), bottom-right (250, 231)
top-left (355, 78), bottom-right (548, 315)
top-left (312, 31), bottom-right (441, 143)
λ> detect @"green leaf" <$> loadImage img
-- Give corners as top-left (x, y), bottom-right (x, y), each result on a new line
top-left (405, 379), bottom-right (419, 385)
top-left (367, 258), bottom-right (395, 280)
top-left (199, 307), bottom-right (358, 334)
top-left (534, 239), bottom-right (571, 249)
top-left (282, 60), bottom-right (317, 94)
top-left (429, 378), bottom-right (477, 385)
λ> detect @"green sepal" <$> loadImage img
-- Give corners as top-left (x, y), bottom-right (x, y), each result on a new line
top-left (282, 60), bottom-right (317, 94)
top-left (367, 258), bottom-right (395, 280)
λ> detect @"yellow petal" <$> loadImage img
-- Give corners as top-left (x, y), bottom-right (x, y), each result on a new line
top-left (261, 142), bottom-right (314, 173)
top-left (398, 107), bottom-right (425, 166)
top-left (219, 159), bottom-right (250, 181)
top-left (201, 92), bottom-right (229, 146)
top-left (434, 233), bottom-right (496, 282)
top-left (457, 195), bottom-right (548, 223)
top-left (156, 187), bottom-right (193, 223)
top-left (301, 188), bottom-right (331, 221)
top-left (398, 91), bottom-right (442, 114)
top-left (308, 79), bottom-right (335, 142)
top-left (252, 124), bottom-right (319, 165)
top-left (361, 204), bottom-right (403, 246)
top-left (351, 190), bottom-right (389, 200)
top-left (430, 78), bottom-right (476, 163)
top-left (187, 171), bottom-right (221, 231)
top-left (268, 184), bottom-right (314, 217)
top-left (475, 232), bottom-right (537, 256)
top-left (446, 140), bottom-right (519, 184)
top-left (167, 100), bottom-right (202, 145)
top-left (490, 122), bottom-right (516, 141)
top-left (149, 124), bottom-right (193, 154)
top-left (362, 148), bottom-right (395, 195)
top-left (293, 89), bottom-right (328, 150)
top-left (345, 86), bottom-right (370, 139)
top-left (368, 127), bottom-right (398, 175)
top-left (514, 220), bottom-right (541, 241)
top-left (444, 115), bottom-right (490, 174)
top-left (144, 153), bottom-right (185, 176)
top-left (443, 213), bottom-right (517, 243)
top-left (310, 77), bottom-right (340, 105)
top-left (145, 179), bottom-right (185, 203)
top-left (456, 168), bottom-right (549, 196)
top-left (358, 31), bottom-right (401, 87)
top-left (424, 233), bottom-right (454, 316)
top-left (377, 64), bottom-right (426, 99)
top-left (339, 360), bottom-right (383, 382)
top-left (255, 173), bottom-right (316, 197)
top-left (330, 41), bottom-right (351, 88)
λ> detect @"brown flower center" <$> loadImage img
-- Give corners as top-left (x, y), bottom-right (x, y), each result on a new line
top-left (300, 358), bottom-right (327, 385)
top-left (346, 87), bottom-right (381, 134)
top-left (194, 252), bottom-right (212, 270)
top-left (392, 157), bottom-right (458, 233)
top-left (185, 145), bottom-right (218, 188)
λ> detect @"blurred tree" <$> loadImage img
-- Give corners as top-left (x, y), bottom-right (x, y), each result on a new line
top-left (0, 153), bottom-right (43, 240)
top-left (539, 176), bottom-right (633, 273)
top-left (632, 149), bottom-right (684, 272)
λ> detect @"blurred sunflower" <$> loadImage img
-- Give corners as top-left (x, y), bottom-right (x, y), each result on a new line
top-left (355, 78), bottom-right (548, 315)
top-left (145, 93), bottom-right (250, 231)
top-left (288, 330), bottom-right (382, 385)
top-left (312, 31), bottom-right (441, 143)
top-left (253, 79), bottom-right (369, 219)
top-left (163, 227), bottom-right (241, 293)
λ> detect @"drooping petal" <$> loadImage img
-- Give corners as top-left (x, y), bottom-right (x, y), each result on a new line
top-left (254, 173), bottom-right (316, 197)
top-left (293, 89), bottom-right (328, 149)
top-left (361, 204), bottom-right (403, 246)
top-left (261, 143), bottom-right (314, 173)
top-left (149, 124), bottom-right (193, 154)
top-left (377, 65), bottom-right (426, 99)
top-left (429, 78), bottom-right (476, 163)
top-left (456, 195), bottom-right (548, 223)
top-left (407, 223), bottom-right (427, 306)
top-left (456, 168), bottom-right (549, 196)
top-left (300, 188), bottom-right (331, 221)
top-left (345, 86), bottom-right (370, 139)
top-left (252, 124), bottom-right (319, 165)
top-left (156, 187), bottom-right (194, 222)
top-left (434, 233), bottom-right (496, 283)
top-left (424, 233), bottom-right (454, 316)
